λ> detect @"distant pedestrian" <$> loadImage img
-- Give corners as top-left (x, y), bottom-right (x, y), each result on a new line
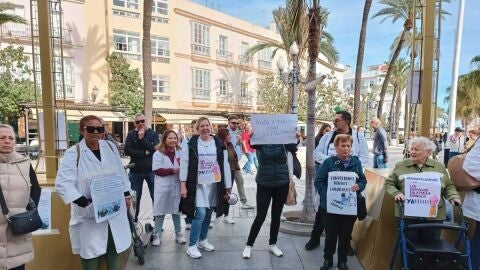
top-left (241, 124), bottom-right (258, 175)
top-left (446, 127), bottom-right (466, 160)
top-left (125, 113), bottom-right (159, 222)
top-left (180, 117), bottom-right (232, 259)
top-left (370, 118), bottom-right (388, 168)
top-left (151, 130), bottom-right (186, 246)
top-left (315, 123), bottom-right (332, 149)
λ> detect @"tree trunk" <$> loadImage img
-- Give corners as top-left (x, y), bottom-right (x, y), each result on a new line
top-left (394, 89), bottom-right (403, 141)
top-left (353, 0), bottom-right (372, 125)
top-left (142, 0), bottom-right (153, 127)
top-left (301, 3), bottom-right (321, 223)
top-left (388, 83), bottom-right (398, 142)
top-left (377, 28), bottom-right (409, 118)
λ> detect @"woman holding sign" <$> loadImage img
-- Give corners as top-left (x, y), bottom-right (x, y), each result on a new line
top-left (315, 134), bottom-right (366, 270)
top-left (56, 115), bottom-right (131, 270)
top-left (180, 117), bottom-right (232, 259)
top-left (385, 136), bottom-right (461, 245)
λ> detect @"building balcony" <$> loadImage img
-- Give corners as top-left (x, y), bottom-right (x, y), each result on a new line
top-left (0, 23), bottom-right (72, 44)
top-left (192, 88), bottom-right (211, 100)
top-left (239, 95), bottom-right (254, 106)
top-left (216, 50), bottom-right (233, 65)
top-left (238, 55), bottom-right (254, 70)
top-left (116, 51), bottom-right (141, 61)
top-left (216, 93), bottom-right (232, 104)
top-left (191, 44), bottom-right (210, 57)
top-left (258, 59), bottom-right (272, 70)
top-left (55, 85), bottom-right (75, 99)
top-left (152, 51), bottom-right (170, 63)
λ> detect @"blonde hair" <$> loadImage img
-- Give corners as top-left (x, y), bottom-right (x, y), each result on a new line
top-left (195, 117), bottom-right (211, 131)
top-left (334, 134), bottom-right (353, 146)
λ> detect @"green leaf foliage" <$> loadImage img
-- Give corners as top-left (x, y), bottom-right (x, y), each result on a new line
top-left (0, 45), bottom-right (35, 122)
top-left (106, 53), bottom-right (143, 117)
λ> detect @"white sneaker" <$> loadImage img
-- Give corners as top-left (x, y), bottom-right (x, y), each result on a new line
top-left (224, 216), bottom-right (235, 224)
top-left (151, 233), bottom-right (161, 246)
top-left (211, 212), bottom-right (217, 222)
top-left (198, 239), bottom-right (215, 251)
top-left (186, 245), bottom-right (202, 259)
top-left (242, 246), bottom-right (252, 259)
top-left (209, 223), bottom-right (214, 229)
top-left (269, 244), bottom-right (283, 257)
top-left (185, 223), bottom-right (191, 230)
top-left (176, 233), bottom-right (187, 244)
top-left (241, 202), bottom-right (255, 209)
top-left (280, 215), bottom-right (287, 221)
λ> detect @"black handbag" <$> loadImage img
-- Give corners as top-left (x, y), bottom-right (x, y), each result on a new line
top-left (292, 153), bottom-right (302, 179)
top-left (357, 192), bottom-right (367, 221)
top-left (0, 185), bottom-right (42, 235)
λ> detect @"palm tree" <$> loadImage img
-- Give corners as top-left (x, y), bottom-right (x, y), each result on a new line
top-left (387, 58), bottom-right (408, 141)
top-left (0, 2), bottom-right (27, 25)
top-left (353, 0), bottom-right (373, 125)
top-left (142, 0), bottom-right (153, 126)
top-left (372, 0), bottom-right (450, 119)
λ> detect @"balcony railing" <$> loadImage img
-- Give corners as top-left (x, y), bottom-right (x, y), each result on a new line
top-left (0, 23), bottom-right (72, 44)
top-left (192, 89), bottom-right (211, 100)
top-left (239, 95), bottom-right (253, 106)
top-left (238, 55), bottom-right (254, 68)
top-left (55, 85), bottom-right (75, 99)
top-left (191, 44), bottom-right (210, 57)
top-left (116, 51), bottom-right (141, 61)
top-left (216, 50), bottom-right (233, 63)
top-left (258, 59), bottom-right (272, 70)
top-left (217, 94), bottom-right (232, 103)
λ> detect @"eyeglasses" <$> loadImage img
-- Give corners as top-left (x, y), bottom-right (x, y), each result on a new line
top-left (135, 119), bottom-right (145, 124)
top-left (334, 119), bottom-right (344, 123)
top-left (84, 126), bottom-right (105, 134)
top-left (230, 122), bottom-right (239, 125)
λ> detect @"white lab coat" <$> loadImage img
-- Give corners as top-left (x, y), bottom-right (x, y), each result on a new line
top-left (56, 140), bottom-right (131, 259)
top-left (152, 149), bottom-right (181, 216)
top-left (314, 130), bottom-right (369, 167)
top-left (462, 140), bottom-right (480, 221)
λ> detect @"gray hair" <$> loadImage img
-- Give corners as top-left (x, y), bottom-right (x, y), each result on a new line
top-left (133, 113), bottom-right (144, 121)
top-left (409, 136), bottom-right (436, 153)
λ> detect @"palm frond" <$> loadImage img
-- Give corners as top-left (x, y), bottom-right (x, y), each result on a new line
top-left (243, 42), bottom-right (283, 61)
top-left (0, 2), bottom-right (27, 25)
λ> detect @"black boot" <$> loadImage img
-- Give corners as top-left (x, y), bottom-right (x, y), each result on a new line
top-left (304, 238), bottom-right (320, 250)
top-left (320, 260), bottom-right (333, 270)
top-left (337, 262), bottom-right (349, 270)
top-left (347, 245), bottom-right (355, 256)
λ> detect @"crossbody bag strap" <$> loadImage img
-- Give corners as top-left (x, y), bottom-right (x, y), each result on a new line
top-left (0, 183), bottom-right (9, 216)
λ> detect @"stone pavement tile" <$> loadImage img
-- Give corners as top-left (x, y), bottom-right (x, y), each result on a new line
top-left (190, 250), bottom-right (273, 270)
top-left (270, 248), bottom-right (303, 269)
top-left (200, 236), bottom-right (247, 252)
top-left (126, 251), bottom-right (192, 270)
top-left (251, 235), bottom-right (297, 251)
top-left (230, 218), bottom-right (270, 237)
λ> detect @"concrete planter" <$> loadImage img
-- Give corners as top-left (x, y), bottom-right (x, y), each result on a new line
top-left (279, 210), bottom-right (314, 236)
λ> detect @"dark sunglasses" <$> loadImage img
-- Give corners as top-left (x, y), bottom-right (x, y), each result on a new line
top-left (84, 126), bottom-right (105, 134)
top-left (230, 122), bottom-right (239, 125)
top-left (135, 119), bottom-right (145, 124)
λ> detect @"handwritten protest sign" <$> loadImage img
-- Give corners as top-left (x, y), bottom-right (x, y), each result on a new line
top-left (326, 171), bottom-right (357, 215)
top-left (90, 174), bottom-right (125, 223)
top-left (250, 114), bottom-right (297, 145)
top-left (404, 172), bottom-right (442, 218)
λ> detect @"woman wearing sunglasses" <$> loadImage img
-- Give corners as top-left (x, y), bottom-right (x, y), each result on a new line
top-left (56, 115), bottom-right (131, 270)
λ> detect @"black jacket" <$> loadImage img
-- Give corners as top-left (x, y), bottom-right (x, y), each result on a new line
top-left (252, 143), bottom-right (297, 188)
top-left (125, 128), bottom-right (159, 173)
top-left (181, 135), bottom-right (228, 217)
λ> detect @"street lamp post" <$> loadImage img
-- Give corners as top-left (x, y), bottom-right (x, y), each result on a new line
top-left (277, 42), bottom-right (301, 114)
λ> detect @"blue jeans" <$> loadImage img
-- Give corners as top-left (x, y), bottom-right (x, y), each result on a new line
top-left (448, 151), bottom-right (460, 161)
top-left (243, 152), bottom-right (259, 173)
top-left (472, 220), bottom-right (480, 270)
top-left (129, 172), bottom-right (155, 222)
top-left (154, 214), bottom-right (181, 235)
top-left (189, 207), bottom-right (213, 247)
top-left (373, 153), bottom-right (386, 168)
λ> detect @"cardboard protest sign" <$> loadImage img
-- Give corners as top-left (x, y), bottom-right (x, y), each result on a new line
top-left (326, 171), bottom-right (357, 215)
top-left (404, 172), bottom-right (442, 218)
top-left (250, 114), bottom-right (297, 145)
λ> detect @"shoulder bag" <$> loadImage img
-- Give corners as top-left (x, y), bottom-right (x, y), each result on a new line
top-left (0, 165), bottom-right (42, 235)
top-left (447, 139), bottom-right (480, 191)
top-left (283, 146), bottom-right (297, 206)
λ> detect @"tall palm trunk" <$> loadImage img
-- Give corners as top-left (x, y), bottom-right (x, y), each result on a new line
top-left (377, 19), bottom-right (412, 118)
top-left (388, 83), bottom-right (398, 141)
top-left (353, 0), bottom-right (372, 125)
top-left (301, 2), bottom-right (321, 223)
top-left (394, 89), bottom-right (403, 140)
top-left (142, 0), bottom-right (153, 127)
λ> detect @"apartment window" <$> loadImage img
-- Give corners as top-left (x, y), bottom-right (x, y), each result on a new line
top-left (240, 42), bottom-right (249, 56)
top-left (219, 79), bottom-right (228, 96)
top-left (152, 16), bottom-right (169, 23)
top-left (152, 0), bottom-right (168, 15)
top-left (112, 9), bottom-right (140, 19)
top-left (152, 75), bottom-right (169, 94)
top-left (193, 68), bottom-right (211, 99)
top-left (240, 83), bottom-right (248, 98)
top-left (218, 35), bottom-right (228, 56)
top-left (191, 22), bottom-right (210, 56)
top-left (113, 0), bottom-right (138, 9)
top-left (258, 46), bottom-right (272, 69)
top-left (113, 29), bottom-right (140, 53)
top-left (151, 36), bottom-right (170, 62)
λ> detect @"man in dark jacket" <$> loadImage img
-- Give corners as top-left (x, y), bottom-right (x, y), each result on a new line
top-left (125, 113), bottom-right (159, 222)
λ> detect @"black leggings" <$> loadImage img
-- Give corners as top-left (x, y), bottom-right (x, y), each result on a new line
top-left (324, 213), bottom-right (356, 263)
top-left (247, 183), bottom-right (289, 246)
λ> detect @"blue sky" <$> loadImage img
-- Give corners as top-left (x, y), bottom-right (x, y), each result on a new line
top-left (192, 0), bottom-right (480, 110)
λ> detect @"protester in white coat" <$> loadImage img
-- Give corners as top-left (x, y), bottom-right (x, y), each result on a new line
top-left (151, 130), bottom-right (186, 246)
top-left (462, 139), bottom-right (480, 270)
top-left (314, 111), bottom-right (369, 167)
top-left (56, 115), bottom-right (131, 270)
